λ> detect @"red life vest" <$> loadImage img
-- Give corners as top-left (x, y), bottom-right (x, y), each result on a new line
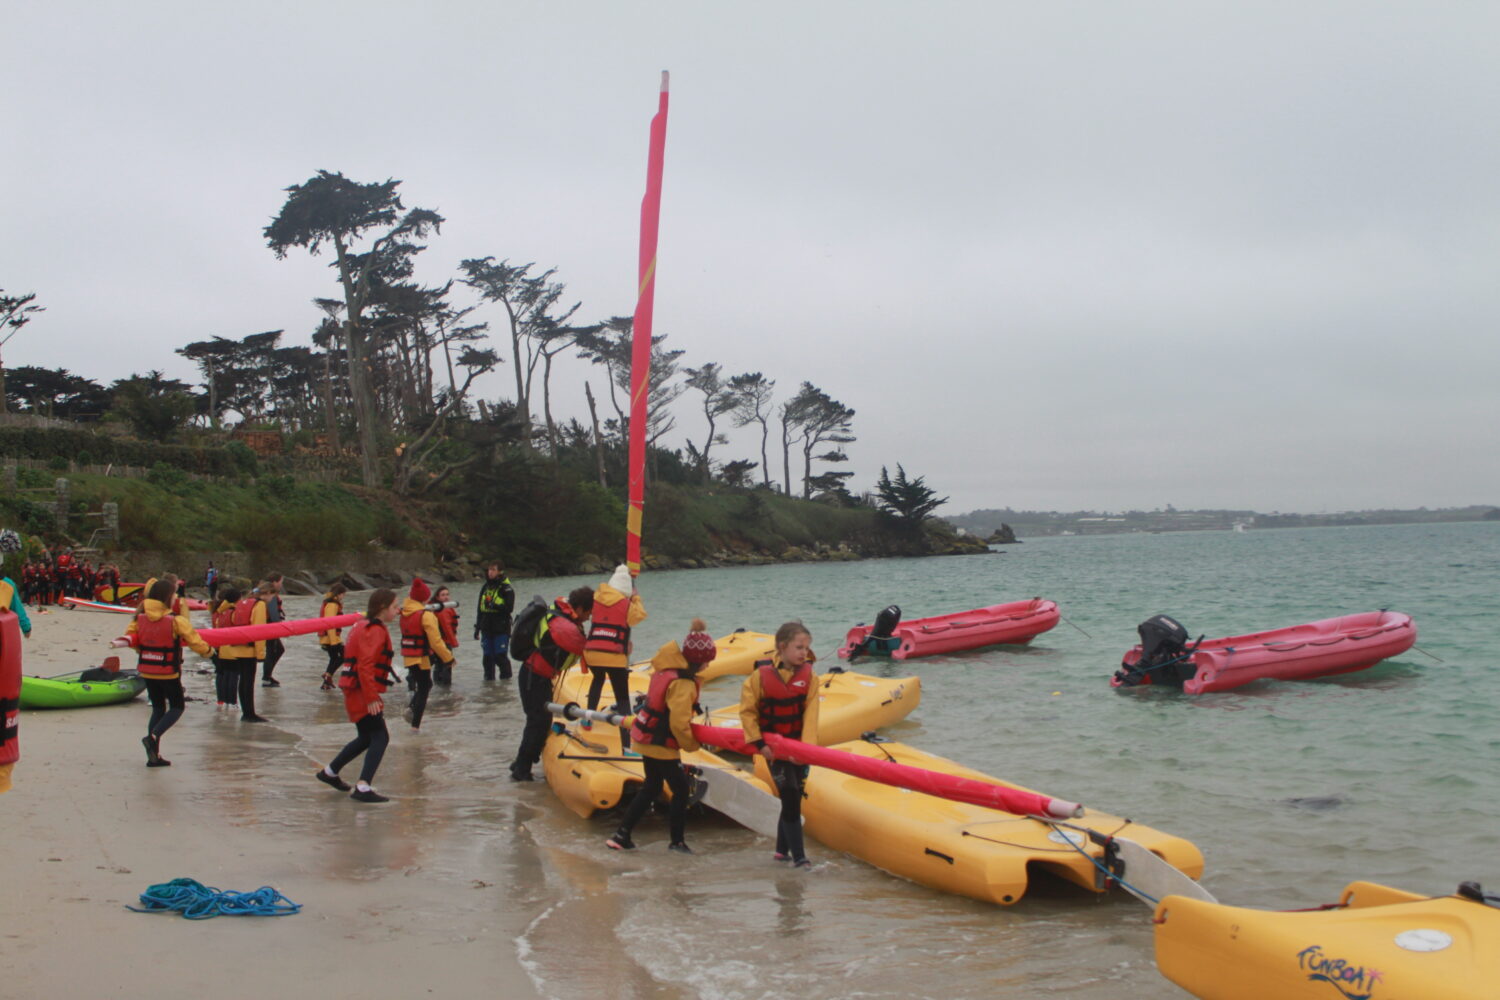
top-left (1, 602), bottom-right (21, 766)
top-left (212, 602), bottom-right (237, 629)
top-left (525, 607), bottom-right (581, 680)
top-left (339, 619), bottom-right (397, 692)
top-left (436, 607), bottom-right (459, 649)
top-left (583, 597), bottom-right (631, 659)
top-left (232, 596), bottom-right (258, 627)
top-left (629, 668), bottom-right (702, 749)
top-left (134, 613), bottom-right (183, 678)
top-left (400, 609), bottom-right (432, 659)
top-left (756, 659), bottom-right (814, 739)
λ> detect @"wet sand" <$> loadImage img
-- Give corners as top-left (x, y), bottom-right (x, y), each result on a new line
top-left (0, 603), bottom-right (543, 999)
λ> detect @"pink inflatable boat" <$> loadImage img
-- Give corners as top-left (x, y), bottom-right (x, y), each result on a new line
top-left (837, 599), bottom-right (1060, 660)
top-left (1112, 610), bottom-right (1417, 694)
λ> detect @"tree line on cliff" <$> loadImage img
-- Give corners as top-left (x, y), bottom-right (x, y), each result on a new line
top-left (2, 171), bottom-right (959, 565)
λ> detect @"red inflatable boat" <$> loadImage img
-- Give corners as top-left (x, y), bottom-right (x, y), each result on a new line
top-left (1113, 610), bottom-right (1417, 694)
top-left (837, 599), bottom-right (1060, 660)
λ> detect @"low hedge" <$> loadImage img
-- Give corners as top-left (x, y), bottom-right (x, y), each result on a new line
top-left (0, 426), bottom-right (241, 476)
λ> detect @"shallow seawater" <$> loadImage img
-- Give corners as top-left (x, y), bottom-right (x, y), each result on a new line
top-left (204, 521), bottom-right (1500, 998)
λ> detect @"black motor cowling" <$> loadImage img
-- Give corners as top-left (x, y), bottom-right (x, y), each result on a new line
top-left (1115, 614), bottom-right (1200, 687)
top-left (849, 605), bottom-right (903, 661)
top-left (870, 605), bottom-right (902, 639)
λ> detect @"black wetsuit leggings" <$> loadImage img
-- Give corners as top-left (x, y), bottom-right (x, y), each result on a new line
top-left (586, 666), bottom-right (633, 747)
top-left (511, 665), bottom-right (554, 774)
top-left (262, 639), bottom-right (284, 681)
top-left (236, 660), bottom-right (259, 719)
top-left (329, 713), bottom-right (389, 785)
top-left (771, 760), bottom-right (810, 862)
top-left (213, 657), bottom-right (238, 705)
top-left (617, 755), bottom-right (690, 843)
top-left (144, 677), bottom-right (186, 740)
top-left (586, 667), bottom-right (631, 712)
top-left (407, 668), bottom-right (432, 728)
top-left (323, 645), bottom-right (344, 677)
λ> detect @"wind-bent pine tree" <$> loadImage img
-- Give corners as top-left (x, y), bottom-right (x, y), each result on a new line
top-left (264, 170), bottom-right (443, 487)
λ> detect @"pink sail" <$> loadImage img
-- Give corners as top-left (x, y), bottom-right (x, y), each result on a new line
top-left (199, 613), bottom-right (362, 647)
top-left (690, 724), bottom-right (1080, 819)
top-left (626, 71), bottom-right (671, 576)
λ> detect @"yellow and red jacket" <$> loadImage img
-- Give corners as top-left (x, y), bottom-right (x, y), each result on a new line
top-left (141, 577), bottom-right (190, 623)
top-left (122, 599), bottom-right (213, 680)
top-left (629, 641), bottom-right (702, 759)
top-left (739, 655), bottom-right (820, 748)
top-left (399, 598), bottom-right (451, 670)
top-left (318, 595), bottom-right (345, 647)
top-left (218, 595), bottom-right (267, 661)
top-left (582, 582), bottom-right (646, 670)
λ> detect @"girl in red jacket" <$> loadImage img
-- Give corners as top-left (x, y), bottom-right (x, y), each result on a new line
top-left (315, 589), bottom-right (400, 803)
top-left (432, 585), bottom-right (460, 686)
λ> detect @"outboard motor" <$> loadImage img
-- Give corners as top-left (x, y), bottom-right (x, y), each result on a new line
top-left (870, 605), bottom-right (902, 639)
top-left (1114, 614), bottom-right (1201, 687)
top-left (850, 605), bottom-right (903, 661)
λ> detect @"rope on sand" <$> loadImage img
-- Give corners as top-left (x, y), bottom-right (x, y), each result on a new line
top-left (126, 877), bottom-right (302, 919)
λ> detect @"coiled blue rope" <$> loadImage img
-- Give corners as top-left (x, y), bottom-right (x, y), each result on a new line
top-left (126, 877), bottom-right (302, 919)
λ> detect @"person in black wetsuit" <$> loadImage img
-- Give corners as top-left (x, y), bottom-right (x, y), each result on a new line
top-left (260, 575), bottom-right (285, 686)
top-left (474, 562), bottom-right (515, 681)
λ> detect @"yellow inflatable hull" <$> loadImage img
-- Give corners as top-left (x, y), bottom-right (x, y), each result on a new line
top-left (543, 669), bottom-right (921, 818)
top-left (1155, 881), bottom-right (1500, 1000)
top-left (783, 740), bottom-right (1205, 906)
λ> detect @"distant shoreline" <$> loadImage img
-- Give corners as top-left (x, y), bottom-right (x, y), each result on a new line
top-left (952, 505), bottom-right (1498, 539)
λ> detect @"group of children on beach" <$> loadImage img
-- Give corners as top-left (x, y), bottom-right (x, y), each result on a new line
top-left (103, 558), bottom-right (818, 863)
top-left (14, 547), bottom-right (124, 606)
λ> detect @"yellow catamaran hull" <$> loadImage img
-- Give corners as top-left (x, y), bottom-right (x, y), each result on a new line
top-left (1154, 881), bottom-right (1500, 1000)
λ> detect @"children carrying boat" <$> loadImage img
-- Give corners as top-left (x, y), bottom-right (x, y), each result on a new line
top-left (219, 586), bottom-right (269, 722)
top-left (739, 620), bottom-right (820, 868)
top-left (211, 588), bottom-right (241, 709)
top-left (606, 619), bottom-right (716, 854)
top-left (315, 588), bottom-right (401, 803)
top-left (317, 583), bottom-right (348, 690)
top-left (115, 578), bottom-right (214, 767)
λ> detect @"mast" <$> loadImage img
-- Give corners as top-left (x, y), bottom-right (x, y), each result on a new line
top-left (626, 70), bottom-right (670, 576)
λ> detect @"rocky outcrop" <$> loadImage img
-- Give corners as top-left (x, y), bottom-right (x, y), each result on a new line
top-left (986, 523), bottom-right (1020, 544)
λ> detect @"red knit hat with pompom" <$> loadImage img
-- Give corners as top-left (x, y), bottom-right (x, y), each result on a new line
top-left (681, 618), bottom-right (717, 664)
top-left (409, 577), bottom-right (431, 603)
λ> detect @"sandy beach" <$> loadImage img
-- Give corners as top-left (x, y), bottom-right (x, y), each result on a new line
top-left (0, 602), bottom-right (543, 999)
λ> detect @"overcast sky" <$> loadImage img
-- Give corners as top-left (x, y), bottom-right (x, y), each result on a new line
top-left (5, 2), bottom-right (1497, 514)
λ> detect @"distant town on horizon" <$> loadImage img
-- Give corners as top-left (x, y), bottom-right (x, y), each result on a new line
top-left (946, 504), bottom-right (1500, 539)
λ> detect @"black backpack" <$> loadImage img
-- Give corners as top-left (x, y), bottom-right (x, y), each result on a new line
top-left (508, 596), bottom-right (550, 662)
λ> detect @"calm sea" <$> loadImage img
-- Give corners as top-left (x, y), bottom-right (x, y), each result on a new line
top-left (250, 521), bottom-right (1500, 998)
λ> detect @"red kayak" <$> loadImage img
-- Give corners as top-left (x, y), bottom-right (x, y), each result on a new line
top-left (837, 599), bottom-right (1060, 660)
top-left (1113, 611), bottom-right (1417, 694)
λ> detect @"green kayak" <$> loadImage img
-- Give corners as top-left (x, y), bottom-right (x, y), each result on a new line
top-left (19, 669), bottom-right (148, 709)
